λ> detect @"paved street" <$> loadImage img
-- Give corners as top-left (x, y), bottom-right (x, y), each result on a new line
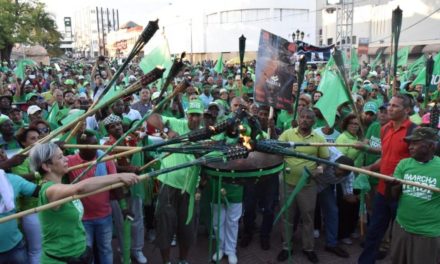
top-left (115, 221), bottom-right (392, 264)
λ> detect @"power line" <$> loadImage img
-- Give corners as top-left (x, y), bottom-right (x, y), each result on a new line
top-left (369, 6), bottom-right (440, 44)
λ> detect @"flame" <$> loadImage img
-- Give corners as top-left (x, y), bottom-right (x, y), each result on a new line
top-left (240, 134), bottom-right (253, 150)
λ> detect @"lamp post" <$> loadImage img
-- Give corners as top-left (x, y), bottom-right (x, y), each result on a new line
top-left (292, 29), bottom-right (305, 42)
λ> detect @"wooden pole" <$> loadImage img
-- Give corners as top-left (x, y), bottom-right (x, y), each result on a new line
top-left (67, 148), bottom-right (142, 172)
top-left (138, 152), bottom-right (171, 171)
top-left (63, 144), bottom-right (137, 152)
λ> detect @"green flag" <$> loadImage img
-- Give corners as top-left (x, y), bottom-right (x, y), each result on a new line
top-left (350, 48), bottom-right (360, 74)
top-left (61, 110), bottom-right (85, 125)
top-left (214, 53), bottom-right (223, 74)
top-left (139, 37), bottom-right (172, 78)
top-left (371, 50), bottom-right (383, 69)
top-left (47, 102), bottom-right (59, 126)
top-left (403, 55), bottom-right (426, 82)
top-left (395, 46), bottom-right (410, 67)
top-left (412, 53), bottom-right (440, 89)
top-left (95, 85), bottom-right (122, 109)
top-left (14, 59), bottom-right (37, 79)
top-left (315, 57), bottom-right (350, 127)
top-left (274, 167), bottom-right (311, 224)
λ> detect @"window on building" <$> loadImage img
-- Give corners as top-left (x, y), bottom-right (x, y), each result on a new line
top-left (352, 36), bottom-right (357, 45)
top-left (328, 38), bottom-right (333, 45)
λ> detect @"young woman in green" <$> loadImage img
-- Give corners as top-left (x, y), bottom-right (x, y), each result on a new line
top-left (29, 142), bottom-right (139, 264)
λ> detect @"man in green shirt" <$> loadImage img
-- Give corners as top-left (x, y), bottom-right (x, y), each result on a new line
top-left (147, 99), bottom-right (204, 264)
top-left (390, 127), bottom-right (440, 264)
top-left (277, 108), bottom-right (329, 263)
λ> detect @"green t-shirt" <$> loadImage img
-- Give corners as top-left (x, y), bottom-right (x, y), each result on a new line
top-left (364, 122), bottom-right (381, 186)
top-left (158, 117), bottom-right (200, 194)
top-left (336, 131), bottom-right (362, 163)
top-left (394, 157), bottom-right (440, 237)
top-left (38, 181), bottom-right (86, 263)
top-left (11, 157), bottom-right (40, 211)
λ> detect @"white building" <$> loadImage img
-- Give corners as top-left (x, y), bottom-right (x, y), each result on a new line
top-left (157, 0), bottom-right (318, 61)
top-left (73, 7), bottom-right (119, 58)
top-left (319, 0), bottom-right (440, 62)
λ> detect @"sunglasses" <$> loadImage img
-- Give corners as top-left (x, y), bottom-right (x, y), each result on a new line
top-left (38, 127), bottom-right (50, 133)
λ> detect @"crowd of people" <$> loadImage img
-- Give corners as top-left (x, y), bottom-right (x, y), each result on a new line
top-left (0, 53), bottom-right (439, 264)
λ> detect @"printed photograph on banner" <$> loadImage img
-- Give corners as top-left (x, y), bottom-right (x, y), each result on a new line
top-left (254, 30), bottom-right (296, 110)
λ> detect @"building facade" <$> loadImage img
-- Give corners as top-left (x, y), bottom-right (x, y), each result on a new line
top-left (319, 0), bottom-right (440, 62)
top-left (73, 7), bottom-right (119, 58)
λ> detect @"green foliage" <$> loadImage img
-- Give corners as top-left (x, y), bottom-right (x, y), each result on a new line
top-left (0, 0), bottom-right (62, 60)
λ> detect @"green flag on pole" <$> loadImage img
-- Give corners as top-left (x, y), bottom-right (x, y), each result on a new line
top-left (14, 59), bottom-right (37, 79)
top-left (371, 50), bottom-right (383, 69)
top-left (351, 48), bottom-right (360, 74)
top-left (395, 46), bottom-right (410, 67)
top-left (274, 167), bottom-right (311, 224)
top-left (214, 53), bottom-right (223, 74)
top-left (412, 53), bottom-right (440, 89)
top-left (315, 56), bottom-right (350, 127)
top-left (139, 36), bottom-right (172, 83)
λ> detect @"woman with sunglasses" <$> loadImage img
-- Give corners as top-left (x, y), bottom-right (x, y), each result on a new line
top-left (29, 142), bottom-right (139, 263)
top-left (30, 120), bottom-right (51, 139)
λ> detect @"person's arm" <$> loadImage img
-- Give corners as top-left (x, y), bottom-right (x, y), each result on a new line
top-left (105, 64), bottom-right (113, 80)
top-left (45, 172), bottom-right (139, 203)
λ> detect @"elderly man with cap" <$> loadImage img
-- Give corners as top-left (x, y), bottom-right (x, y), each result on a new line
top-left (102, 113), bottom-right (147, 264)
top-left (27, 105), bottom-right (42, 124)
top-left (389, 127), bottom-right (440, 264)
top-left (147, 99), bottom-right (204, 264)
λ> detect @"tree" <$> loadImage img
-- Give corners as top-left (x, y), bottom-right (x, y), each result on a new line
top-left (0, 0), bottom-right (63, 63)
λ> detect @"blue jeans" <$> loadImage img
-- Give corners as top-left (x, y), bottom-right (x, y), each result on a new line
top-left (358, 193), bottom-right (397, 264)
top-left (83, 214), bottom-right (113, 264)
top-left (22, 213), bottom-right (42, 264)
top-left (0, 239), bottom-right (28, 264)
top-left (318, 185), bottom-right (339, 247)
top-left (243, 174), bottom-right (279, 239)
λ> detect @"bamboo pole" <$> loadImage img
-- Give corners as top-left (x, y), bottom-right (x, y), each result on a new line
top-left (67, 148), bottom-right (141, 172)
top-left (0, 150), bottom-right (248, 224)
top-left (138, 153), bottom-right (171, 171)
top-left (19, 67), bottom-right (165, 155)
top-left (255, 143), bottom-right (440, 193)
top-left (63, 144), bottom-right (138, 152)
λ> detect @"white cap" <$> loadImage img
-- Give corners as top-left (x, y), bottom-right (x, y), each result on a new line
top-left (78, 75), bottom-right (85, 80)
top-left (151, 91), bottom-right (166, 101)
top-left (27, 105), bottom-right (41, 115)
top-left (129, 75), bottom-right (137, 82)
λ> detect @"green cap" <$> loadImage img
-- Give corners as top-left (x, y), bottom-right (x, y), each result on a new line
top-left (404, 127), bottom-right (439, 142)
top-left (25, 93), bottom-right (38, 102)
top-left (64, 79), bottom-right (75, 85)
top-left (0, 116), bottom-right (10, 125)
top-left (187, 99), bottom-right (204, 114)
top-left (363, 102), bottom-right (378, 114)
top-left (363, 84), bottom-right (372, 93)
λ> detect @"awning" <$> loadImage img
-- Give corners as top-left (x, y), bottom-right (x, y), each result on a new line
top-left (368, 46), bottom-right (386, 56)
top-left (422, 44), bottom-right (440, 54)
top-left (410, 45), bottom-right (425, 54)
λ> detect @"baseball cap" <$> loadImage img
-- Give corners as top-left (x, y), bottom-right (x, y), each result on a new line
top-left (219, 88), bottom-right (228, 94)
top-left (404, 127), bottom-right (439, 142)
top-left (27, 105), bottom-right (42, 115)
top-left (363, 102), bottom-right (378, 114)
top-left (25, 93), bottom-right (38, 102)
top-left (187, 99), bottom-right (204, 114)
top-left (64, 79), bottom-right (75, 85)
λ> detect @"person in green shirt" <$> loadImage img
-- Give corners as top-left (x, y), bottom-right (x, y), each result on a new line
top-left (147, 99), bottom-right (204, 264)
top-left (28, 142), bottom-right (139, 264)
top-left (0, 118), bottom-right (20, 150)
top-left (390, 127), bottom-right (440, 264)
top-left (277, 108), bottom-right (329, 263)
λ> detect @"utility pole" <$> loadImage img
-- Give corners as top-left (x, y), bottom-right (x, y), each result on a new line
top-left (335, 0), bottom-right (354, 69)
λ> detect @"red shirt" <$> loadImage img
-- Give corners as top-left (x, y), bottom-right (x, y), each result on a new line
top-left (105, 134), bottom-right (138, 167)
top-left (67, 153), bottom-right (117, 220)
top-left (377, 119), bottom-right (413, 195)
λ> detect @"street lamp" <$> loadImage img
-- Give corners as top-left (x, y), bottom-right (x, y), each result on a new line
top-left (292, 29), bottom-right (305, 41)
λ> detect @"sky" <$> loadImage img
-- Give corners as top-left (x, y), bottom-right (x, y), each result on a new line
top-left (41, 0), bottom-right (189, 31)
